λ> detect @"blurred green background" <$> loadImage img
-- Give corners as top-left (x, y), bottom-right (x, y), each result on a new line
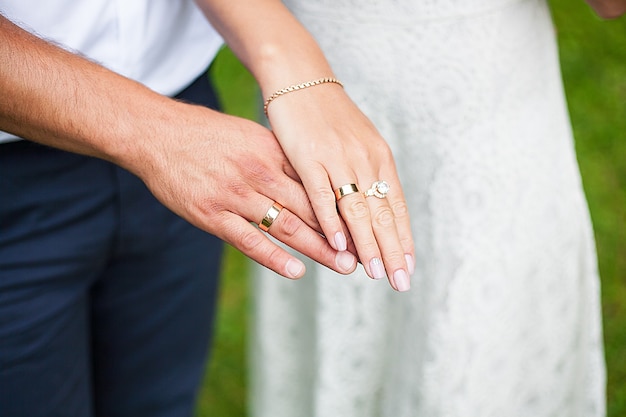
top-left (196, 1), bottom-right (626, 416)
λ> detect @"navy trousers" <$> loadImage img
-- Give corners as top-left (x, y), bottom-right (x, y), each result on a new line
top-left (0, 73), bottom-right (224, 417)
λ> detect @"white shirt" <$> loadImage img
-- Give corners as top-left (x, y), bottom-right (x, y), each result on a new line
top-left (0, 0), bottom-right (223, 143)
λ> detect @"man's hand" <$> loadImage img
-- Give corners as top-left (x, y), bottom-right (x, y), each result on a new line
top-left (133, 104), bottom-right (358, 278)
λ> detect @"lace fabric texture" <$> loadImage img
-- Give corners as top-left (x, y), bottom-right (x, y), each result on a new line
top-left (250, 1), bottom-right (606, 416)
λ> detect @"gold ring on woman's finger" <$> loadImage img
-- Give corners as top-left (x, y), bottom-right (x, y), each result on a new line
top-left (259, 202), bottom-right (284, 232)
top-left (334, 184), bottom-right (360, 201)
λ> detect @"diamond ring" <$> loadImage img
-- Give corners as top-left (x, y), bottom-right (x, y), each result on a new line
top-left (363, 181), bottom-right (390, 199)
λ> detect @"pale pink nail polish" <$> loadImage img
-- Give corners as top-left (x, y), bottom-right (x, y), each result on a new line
top-left (394, 269), bottom-right (411, 292)
top-left (369, 258), bottom-right (386, 280)
top-left (405, 254), bottom-right (415, 275)
top-left (334, 232), bottom-right (347, 252)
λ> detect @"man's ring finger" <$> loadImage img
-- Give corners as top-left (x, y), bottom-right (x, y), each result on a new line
top-left (259, 202), bottom-right (284, 232)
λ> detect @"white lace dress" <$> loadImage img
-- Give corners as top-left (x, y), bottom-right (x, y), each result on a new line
top-left (250, 1), bottom-right (606, 416)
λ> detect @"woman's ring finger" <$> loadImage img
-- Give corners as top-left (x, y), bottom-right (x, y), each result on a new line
top-left (334, 183), bottom-right (360, 201)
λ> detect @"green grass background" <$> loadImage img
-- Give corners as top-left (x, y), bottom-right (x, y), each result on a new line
top-left (196, 2), bottom-right (626, 415)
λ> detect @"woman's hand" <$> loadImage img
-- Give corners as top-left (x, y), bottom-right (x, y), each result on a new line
top-left (266, 81), bottom-right (415, 291)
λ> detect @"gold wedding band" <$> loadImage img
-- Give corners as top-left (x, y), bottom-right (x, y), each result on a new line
top-left (334, 184), bottom-right (360, 201)
top-left (259, 202), bottom-right (284, 232)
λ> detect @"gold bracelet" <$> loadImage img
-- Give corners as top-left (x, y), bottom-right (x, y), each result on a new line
top-left (263, 77), bottom-right (344, 117)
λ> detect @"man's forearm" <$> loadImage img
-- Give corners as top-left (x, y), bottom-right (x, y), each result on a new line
top-left (0, 14), bottom-right (180, 176)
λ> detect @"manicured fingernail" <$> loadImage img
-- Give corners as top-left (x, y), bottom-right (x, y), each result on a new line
top-left (369, 257), bottom-right (386, 280)
top-left (405, 254), bottom-right (415, 275)
top-left (394, 269), bottom-right (410, 292)
top-left (334, 232), bottom-right (347, 252)
top-left (286, 258), bottom-right (305, 279)
top-left (336, 251), bottom-right (356, 273)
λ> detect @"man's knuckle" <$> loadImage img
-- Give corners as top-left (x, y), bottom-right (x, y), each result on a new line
top-left (222, 180), bottom-right (252, 199)
top-left (266, 246), bottom-right (284, 264)
top-left (277, 213), bottom-right (301, 238)
top-left (239, 230), bottom-right (265, 252)
top-left (243, 160), bottom-right (279, 189)
top-left (197, 195), bottom-right (225, 218)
